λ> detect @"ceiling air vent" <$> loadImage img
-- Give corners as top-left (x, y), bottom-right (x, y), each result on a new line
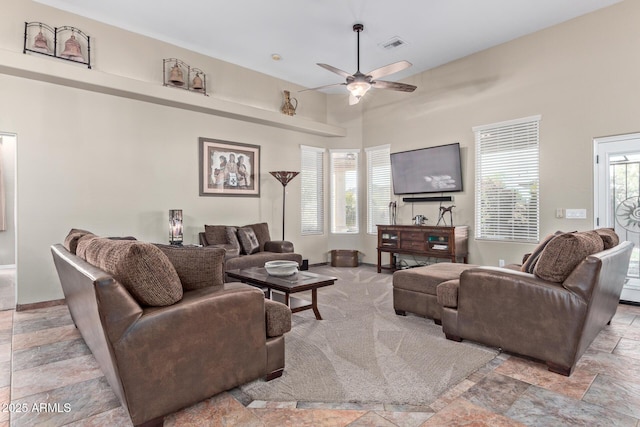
top-left (379, 36), bottom-right (407, 50)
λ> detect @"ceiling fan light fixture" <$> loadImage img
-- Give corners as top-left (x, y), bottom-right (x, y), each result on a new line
top-left (347, 80), bottom-right (371, 99)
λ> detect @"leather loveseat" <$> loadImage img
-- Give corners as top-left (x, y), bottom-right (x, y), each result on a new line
top-left (199, 222), bottom-right (303, 274)
top-left (52, 229), bottom-right (292, 426)
top-left (437, 229), bottom-right (633, 376)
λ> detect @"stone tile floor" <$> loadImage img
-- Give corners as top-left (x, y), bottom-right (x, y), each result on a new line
top-left (1, 292), bottom-right (640, 425)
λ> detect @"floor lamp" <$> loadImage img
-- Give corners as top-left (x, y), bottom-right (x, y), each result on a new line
top-left (269, 171), bottom-right (299, 241)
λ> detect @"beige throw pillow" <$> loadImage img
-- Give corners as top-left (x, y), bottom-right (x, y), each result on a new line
top-left (533, 231), bottom-right (604, 283)
top-left (84, 238), bottom-right (183, 306)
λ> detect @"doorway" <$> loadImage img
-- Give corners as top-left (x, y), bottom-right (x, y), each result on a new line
top-left (594, 133), bottom-right (640, 304)
top-left (0, 133), bottom-right (16, 310)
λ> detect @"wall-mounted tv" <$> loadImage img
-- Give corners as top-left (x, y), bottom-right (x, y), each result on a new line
top-left (390, 143), bottom-right (463, 195)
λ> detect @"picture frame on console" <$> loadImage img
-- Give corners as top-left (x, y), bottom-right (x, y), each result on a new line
top-left (199, 137), bottom-right (260, 197)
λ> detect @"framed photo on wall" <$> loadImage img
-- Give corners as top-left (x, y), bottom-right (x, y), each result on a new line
top-left (199, 137), bottom-right (261, 197)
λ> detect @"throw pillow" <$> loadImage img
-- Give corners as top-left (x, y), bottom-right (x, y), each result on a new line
top-left (246, 222), bottom-right (272, 251)
top-left (533, 230), bottom-right (604, 283)
top-left (225, 226), bottom-right (241, 251)
top-left (204, 225), bottom-right (227, 245)
top-left (594, 228), bottom-right (619, 249)
top-left (521, 231), bottom-right (563, 274)
top-left (155, 245), bottom-right (225, 290)
top-left (75, 233), bottom-right (98, 259)
top-left (84, 238), bottom-right (183, 306)
top-left (63, 228), bottom-right (93, 254)
top-left (237, 227), bottom-right (260, 255)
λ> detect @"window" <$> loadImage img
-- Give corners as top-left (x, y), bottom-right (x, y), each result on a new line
top-left (366, 145), bottom-right (391, 234)
top-left (300, 145), bottom-right (324, 235)
top-left (330, 149), bottom-right (359, 234)
top-left (474, 115), bottom-right (540, 242)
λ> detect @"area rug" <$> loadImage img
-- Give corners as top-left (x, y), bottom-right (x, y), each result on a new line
top-left (241, 265), bottom-right (498, 406)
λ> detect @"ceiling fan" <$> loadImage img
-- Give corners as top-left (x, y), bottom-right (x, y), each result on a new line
top-left (302, 23), bottom-right (417, 105)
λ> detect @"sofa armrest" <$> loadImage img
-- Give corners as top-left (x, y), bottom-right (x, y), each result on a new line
top-left (113, 283), bottom-right (268, 425)
top-left (264, 240), bottom-right (294, 253)
top-left (265, 299), bottom-right (292, 337)
top-left (456, 267), bottom-right (588, 363)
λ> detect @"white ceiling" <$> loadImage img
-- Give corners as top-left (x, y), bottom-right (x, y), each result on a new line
top-left (36, 0), bottom-right (621, 93)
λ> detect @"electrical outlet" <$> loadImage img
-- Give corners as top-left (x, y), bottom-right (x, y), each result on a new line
top-left (555, 208), bottom-right (564, 218)
top-left (499, 259), bottom-right (505, 267)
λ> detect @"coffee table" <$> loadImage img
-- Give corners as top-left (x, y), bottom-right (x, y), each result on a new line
top-left (226, 267), bottom-right (337, 320)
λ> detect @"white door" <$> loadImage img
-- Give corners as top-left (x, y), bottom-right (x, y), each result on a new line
top-left (595, 134), bottom-right (640, 303)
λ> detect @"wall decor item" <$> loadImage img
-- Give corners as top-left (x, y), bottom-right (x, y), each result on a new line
top-left (199, 138), bottom-right (260, 197)
top-left (163, 58), bottom-right (207, 95)
top-left (169, 209), bottom-right (183, 245)
top-left (23, 22), bottom-right (91, 68)
top-left (281, 90), bottom-right (298, 116)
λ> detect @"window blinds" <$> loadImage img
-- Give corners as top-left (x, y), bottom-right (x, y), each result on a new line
top-left (366, 145), bottom-right (391, 234)
top-left (300, 145), bottom-right (324, 235)
top-left (474, 116), bottom-right (540, 242)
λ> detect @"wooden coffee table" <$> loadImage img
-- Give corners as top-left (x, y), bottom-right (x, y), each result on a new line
top-left (226, 267), bottom-right (336, 320)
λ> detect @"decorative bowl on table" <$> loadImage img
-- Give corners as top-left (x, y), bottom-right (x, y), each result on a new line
top-left (264, 260), bottom-right (298, 276)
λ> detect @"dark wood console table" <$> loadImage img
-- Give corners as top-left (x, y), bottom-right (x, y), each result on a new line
top-left (377, 224), bottom-right (469, 273)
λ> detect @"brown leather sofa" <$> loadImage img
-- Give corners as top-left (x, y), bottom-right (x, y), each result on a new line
top-left (199, 222), bottom-right (303, 274)
top-left (51, 230), bottom-right (291, 426)
top-left (437, 230), bottom-right (633, 376)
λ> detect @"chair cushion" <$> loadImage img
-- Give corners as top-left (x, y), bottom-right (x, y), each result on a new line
top-left (595, 228), bottom-right (619, 249)
top-left (265, 300), bottom-right (292, 337)
top-left (84, 238), bottom-right (183, 306)
top-left (238, 227), bottom-right (260, 255)
top-left (534, 231), bottom-right (604, 283)
top-left (436, 279), bottom-right (460, 308)
top-left (393, 263), bottom-right (476, 295)
top-left (155, 245), bottom-right (225, 291)
top-left (204, 225), bottom-right (228, 245)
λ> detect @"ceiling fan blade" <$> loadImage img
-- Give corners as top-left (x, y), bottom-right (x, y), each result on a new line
top-left (366, 60), bottom-right (412, 80)
top-left (299, 83), bottom-right (346, 92)
top-left (317, 63), bottom-right (352, 78)
top-left (372, 80), bottom-right (417, 92)
top-left (349, 94), bottom-right (361, 105)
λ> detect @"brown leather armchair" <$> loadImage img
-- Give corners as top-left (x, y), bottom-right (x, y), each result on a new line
top-left (51, 239), bottom-right (291, 426)
top-left (438, 240), bottom-right (633, 376)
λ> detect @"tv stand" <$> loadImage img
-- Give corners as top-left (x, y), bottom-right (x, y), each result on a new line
top-left (377, 224), bottom-right (468, 273)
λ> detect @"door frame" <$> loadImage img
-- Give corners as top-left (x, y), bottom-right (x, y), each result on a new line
top-left (593, 132), bottom-right (640, 229)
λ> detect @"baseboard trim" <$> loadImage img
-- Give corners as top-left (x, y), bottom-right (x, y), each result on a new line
top-left (16, 298), bottom-right (65, 312)
top-left (0, 264), bottom-right (16, 270)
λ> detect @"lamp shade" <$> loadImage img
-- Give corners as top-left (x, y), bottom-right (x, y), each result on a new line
top-left (270, 171), bottom-right (299, 187)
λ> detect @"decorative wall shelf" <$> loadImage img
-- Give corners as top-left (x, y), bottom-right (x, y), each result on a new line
top-left (0, 49), bottom-right (346, 137)
top-left (163, 58), bottom-right (207, 96)
top-left (23, 22), bottom-right (91, 69)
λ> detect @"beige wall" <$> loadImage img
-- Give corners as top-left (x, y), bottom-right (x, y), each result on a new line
top-left (361, 0), bottom-right (640, 266)
top-left (0, 0), bottom-right (636, 304)
top-left (0, 0), bottom-right (355, 305)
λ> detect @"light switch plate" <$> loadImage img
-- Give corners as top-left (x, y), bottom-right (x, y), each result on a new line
top-left (565, 208), bottom-right (587, 219)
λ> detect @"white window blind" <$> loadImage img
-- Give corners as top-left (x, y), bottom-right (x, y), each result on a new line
top-left (330, 149), bottom-right (359, 234)
top-left (366, 145), bottom-right (391, 234)
top-left (300, 145), bottom-right (324, 235)
top-left (474, 116), bottom-right (540, 242)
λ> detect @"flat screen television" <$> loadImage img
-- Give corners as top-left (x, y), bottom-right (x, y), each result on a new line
top-left (390, 143), bottom-right (463, 195)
